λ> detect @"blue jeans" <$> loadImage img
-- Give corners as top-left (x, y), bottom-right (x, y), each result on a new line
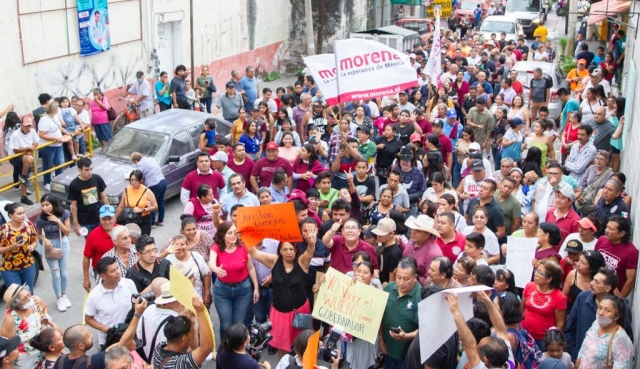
top-left (202, 96), bottom-right (213, 113)
top-left (2, 264), bottom-right (37, 293)
top-left (453, 161), bottom-right (462, 189)
top-left (45, 237), bottom-right (70, 298)
top-left (213, 278), bottom-right (253, 341)
top-left (492, 146), bottom-right (502, 171)
top-left (39, 145), bottom-right (64, 185)
top-left (384, 356), bottom-right (404, 369)
top-left (244, 287), bottom-right (273, 325)
top-left (149, 179), bottom-right (167, 224)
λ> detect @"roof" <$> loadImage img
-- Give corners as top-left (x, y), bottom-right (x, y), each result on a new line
top-left (482, 15), bottom-right (517, 22)
top-left (356, 25), bottom-right (419, 37)
top-left (513, 61), bottom-right (556, 72)
top-left (125, 109), bottom-right (221, 134)
top-left (588, 0), bottom-right (630, 25)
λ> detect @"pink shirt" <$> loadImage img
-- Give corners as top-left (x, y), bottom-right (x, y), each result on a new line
top-left (90, 97), bottom-right (110, 124)
top-left (211, 244), bottom-right (249, 283)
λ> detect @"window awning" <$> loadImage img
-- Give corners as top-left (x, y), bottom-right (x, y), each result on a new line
top-left (587, 0), bottom-right (631, 26)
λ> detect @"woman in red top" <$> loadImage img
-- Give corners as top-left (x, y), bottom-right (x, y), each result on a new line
top-left (292, 144), bottom-right (325, 193)
top-left (560, 111), bottom-right (581, 163)
top-left (521, 260), bottom-right (567, 350)
top-left (208, 222), bottom-right (259, 342)
top-left (599, 52), bottom-right (616, 82)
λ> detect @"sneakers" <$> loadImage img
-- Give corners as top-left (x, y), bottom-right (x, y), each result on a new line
top-left (20, 197), bottom-right (34, 206)
top-left (44, 184), bottom-right (51, 191)
top-left (56, 297), bottom-right (67, 312)
top-left (14, 186), bottom-right (32, 195)
top-left (72, 154), bottom-right (78, 161)
top-left (61, 294), bottom-right (72, 308)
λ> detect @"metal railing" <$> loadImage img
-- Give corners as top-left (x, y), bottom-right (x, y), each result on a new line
top-left (0, 127), bottom-right (94, 201)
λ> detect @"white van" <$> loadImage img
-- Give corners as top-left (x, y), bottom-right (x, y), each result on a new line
top-left (504, 0), bottom-right (547, 37)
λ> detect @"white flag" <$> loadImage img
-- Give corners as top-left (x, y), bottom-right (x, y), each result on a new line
top-left (424, 12), bottom-right (442, 85)
top-left (303, 53), bottom-right (340, 105)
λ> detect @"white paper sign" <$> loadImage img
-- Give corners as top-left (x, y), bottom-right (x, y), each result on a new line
top-left (418, 285), bottom-right (493, 363)
top-left (505, 236), bottom-right (538, 288)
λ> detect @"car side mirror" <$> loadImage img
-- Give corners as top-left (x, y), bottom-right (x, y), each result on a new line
top-left (167, 155), bottom-right (181, 163)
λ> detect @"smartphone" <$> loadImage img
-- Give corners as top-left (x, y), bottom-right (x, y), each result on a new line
top-left (390, 327), bottom-right (401, 334)
top-left (15, 235), bottom-right (24, 244)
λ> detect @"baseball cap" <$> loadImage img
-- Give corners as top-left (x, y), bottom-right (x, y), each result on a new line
top-left (211, 151), bottom-right (228, 163)
top-left (554, 182), bottom-right (576, 201)
top-left (0, 336), bottom-right (21, 359)
top-left (591, 68), bottom-right (603, 77)
top-left (362, 227), bottom-right (376, 239)
top-left (356, 126), bottom-right (371, 135)
top-left (446, 108), bottom-right (457, 119)
top-left (471, 159), bottom-right (484, 171)
top-left (577, 59), bottom-right (587, 65)
top-left (266, 142), bottom-right (278, 150)
top-left (512, 117), bottom-right (524, 126)
top-left (372, 218), bottom-right (396, 236)
top-left (136, 71), bottom-right (144, 78)
top-left (431, 119), bottom-right (444, 127)
top-left (537, 358), bottom-right (568, 369)
top-left (578, 217), bottom-right (598, 232)
top-left (22, 120), bottom-right (33, 127)
top-left (564, 239), bottom-right (584, 254)
top-left (468, 142), bottom-right (482, 152)
top-left (410, 132), bottom-right (422, 143)
top-left (398, 91), bottom-right (408, 96)
top-left (225, 82), bottom-right (235, 88)
top-left (99, 205), bottom-right (116, 218)
top-left (410, 53), bottom-right (416, 59)
top-left (399, 147), bottom-right (414, 161)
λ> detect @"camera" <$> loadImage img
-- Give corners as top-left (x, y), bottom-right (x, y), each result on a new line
top-left (132, 292), bottom-right (155, 304)
top-left (247, 321), bottom-right (273, 361)
top-left (319, 325), bottom-right (343, 362)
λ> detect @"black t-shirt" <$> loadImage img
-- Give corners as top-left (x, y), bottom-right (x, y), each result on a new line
top-left (170, 77), bottom-right (187, 100)
top-left (462, 96), bottom-right (477, 113)
top-left (33, 107), bottom-right (45, 129)
top-left (394, 123), bottom-right (415, 145)
top-left (126, 259), bottom-right (172, 292)
top-left (465, 197), bottom-right (505, 233)
top-left (378, 243), bottom-right (403, 284)
top-left (68, 175), bottom-right (107, 226)
top-left (517, 45), bottom-right (530, 57)
top-left (375, 136), bottom-right (403, 168)
top-left (405, 331), bottom-right (459, 368)
top-left (53, 352), bottom-right (106, 369)
top-left (353, 176), bottom-right (375, 204)
top-left (216, 350), bottom-right (260, 369)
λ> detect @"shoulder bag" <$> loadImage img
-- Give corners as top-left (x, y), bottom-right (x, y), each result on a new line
top-left (575, 167), bottom-right (611, 214)
top-left (44, 228), bottom-right (62, 260)
top-left (605, 327), bottom-right (621, 369)
top-left (123, 188), bottom-right (148, 222)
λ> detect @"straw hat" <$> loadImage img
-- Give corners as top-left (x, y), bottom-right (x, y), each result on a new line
top-left (154, 282), bottom-right (177, 305)
top-left (405, 215), bottom-right (440, 237)
top-left (3, 284), bottom-right (27, 306)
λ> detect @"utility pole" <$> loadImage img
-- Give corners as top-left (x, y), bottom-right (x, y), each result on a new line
top-left (566, 0), bottom-right (578, 57)
top-left (304, 0), bottom-right (316, 56)
top-left (190, 0), bottom-right (195, 83)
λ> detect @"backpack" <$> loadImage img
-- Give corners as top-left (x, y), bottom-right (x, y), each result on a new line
top-left (507, 326), bottom-right (543, 369)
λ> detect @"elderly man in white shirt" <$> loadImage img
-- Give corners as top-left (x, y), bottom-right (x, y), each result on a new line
top-left (123, 71), bottom-right (155, 118)
top-left (8, 116), bottom-right (38, 205)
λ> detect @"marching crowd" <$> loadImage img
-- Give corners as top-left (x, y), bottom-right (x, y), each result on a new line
top-left (0, 19), bottom-right (636, 369)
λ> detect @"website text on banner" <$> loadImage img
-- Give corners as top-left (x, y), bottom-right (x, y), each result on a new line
top-left (236, 202), bottom-right (303, 248)
top-left (418, 285), bottom-right (492, 363)
top-left (504, 237), bottom-right (538, 289)
top-left (77, 0), bottom-right (111, 56)
top-left (304, 39), bottom-right (419, 105)
top-left (312, 267), bottom-right (389, 344)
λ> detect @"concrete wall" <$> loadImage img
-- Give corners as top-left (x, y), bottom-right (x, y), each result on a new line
top-left (619, 1), bottom-right (640, 356)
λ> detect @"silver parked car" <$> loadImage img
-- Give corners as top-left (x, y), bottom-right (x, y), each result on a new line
top-left (49, 109), bottom-right (230, 207)
top-left (512, 61), bottom-right (567, 121)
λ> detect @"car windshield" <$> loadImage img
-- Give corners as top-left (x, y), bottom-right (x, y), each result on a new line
top-left (102, 127), bottom-right (169, 163)
top-left (480, 21), bottom-right (515, 34)
top-left (506, 0), bottom-right (540, 12)
top-left (461, 2), bottom-right (479, 10)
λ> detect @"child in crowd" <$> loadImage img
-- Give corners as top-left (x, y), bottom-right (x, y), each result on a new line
top-left (58, 96), bottom-right (83, 160)
top-left (199, 119), bottom-right (217, 151)
top-left (542, 328), bottom-right (574, 369)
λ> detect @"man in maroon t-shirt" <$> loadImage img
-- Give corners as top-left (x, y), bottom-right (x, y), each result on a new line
top-left (250, 142), bottom-right (293, 192)
top-left (436, 212), bottom-right (466, 263)
top-left (227, 143), bottom-right (255, 186)
top-left (431, 119), bottom-right (453, 171)
top-left (180, 152), bottom-right (226, 205)
top-left (595, 215), bottom-right (638, 298)
top-left (321, 218), bottom-right (379, 274)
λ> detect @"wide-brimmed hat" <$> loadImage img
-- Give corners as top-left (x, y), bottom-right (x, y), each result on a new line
top-left (154, 281), bottom-right (178, 305)
top-left (3, 283), bottom-right (27, 305)
top-left (405, 215), bottom-right (440, 237)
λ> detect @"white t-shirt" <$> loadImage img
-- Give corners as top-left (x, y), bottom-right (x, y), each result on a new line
top-left (165, 252), bottom-right (210, 298)
top-left (136, 305), bottom-right (179, 360)
top-left (461, 158), bottom-right (493, 176)
top-left (37, 115), bottom-right (63, 146)
top-left (9, 130), bottom-right (39, 155)
top-left (462, 225), bottom-right (500, 257)
top-left (86, 278), bottom-right (138, 344)
top-left (128, 80), bottom-right (155, 112)
top-left (77, 109), bottom-right (91, 125)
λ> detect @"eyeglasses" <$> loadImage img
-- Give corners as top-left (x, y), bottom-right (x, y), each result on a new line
top-left (547, 172), bottom-right (562, 176)
top-left (534, 269), bottom-right (549, 278)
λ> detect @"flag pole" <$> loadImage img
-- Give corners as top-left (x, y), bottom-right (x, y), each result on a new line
top-left (333, 39), bottom-right (342, 121)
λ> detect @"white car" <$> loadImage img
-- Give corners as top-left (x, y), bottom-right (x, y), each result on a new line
top-left (512, 61), bottom-right (567, 120)
top-left (479, 15), bottom-right (524, 43)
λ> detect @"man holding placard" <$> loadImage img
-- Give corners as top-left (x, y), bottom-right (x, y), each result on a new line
top-left (380, 258), bottom-right (421, 368)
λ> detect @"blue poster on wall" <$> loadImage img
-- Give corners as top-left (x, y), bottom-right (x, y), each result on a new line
top-left (77, 0), bottom-right (111, 57)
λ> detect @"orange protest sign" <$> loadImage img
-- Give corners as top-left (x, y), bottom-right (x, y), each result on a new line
top-left (237, 202), bottom-right (303, 248)
top-left (303, 330), bottom-right (320, 369)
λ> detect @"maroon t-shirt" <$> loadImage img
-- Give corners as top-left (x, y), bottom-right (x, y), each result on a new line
top-left (250, 157), bottom-right (293, 188)
top-left (182, 170), bottom-right (226, 200)
top-left (595, 236), bottom-right (639, 290)
top-left (436, 232), bottom-right (466, 264)
top-left (329, 237), bottom-right (379, 274)
top-left (227, 157), bottom-right (255, 185)
top-left (438, 133), bottom-right (453, 164)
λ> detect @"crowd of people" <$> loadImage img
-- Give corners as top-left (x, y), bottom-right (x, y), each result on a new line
top-left (0, 17), bottom-right (635, 369)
